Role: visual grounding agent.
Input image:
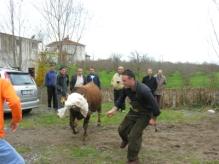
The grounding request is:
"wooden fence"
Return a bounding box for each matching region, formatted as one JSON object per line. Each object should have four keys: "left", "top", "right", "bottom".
{"left": 39, "top": 87, "right": 219, "bottom": 108}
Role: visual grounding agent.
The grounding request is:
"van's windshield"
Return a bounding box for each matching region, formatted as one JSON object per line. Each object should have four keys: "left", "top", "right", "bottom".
{"left": 8, "top": 72, "right": 34, "bottom": 85}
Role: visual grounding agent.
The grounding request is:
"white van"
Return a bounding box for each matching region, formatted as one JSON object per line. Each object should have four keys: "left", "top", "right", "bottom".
{"left": 0, "top": 67, "right": 39, "bottom": 113}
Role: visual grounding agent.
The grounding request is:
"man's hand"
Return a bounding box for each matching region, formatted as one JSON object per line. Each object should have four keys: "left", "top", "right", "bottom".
{"left": 10, "top": 122, "right": 19, "bottom": 132}
{"left": 149, "top": 117, "right": 156, "bottom": 125}
{"left": 106, "top": 106, "right": 118, "bottom": 117}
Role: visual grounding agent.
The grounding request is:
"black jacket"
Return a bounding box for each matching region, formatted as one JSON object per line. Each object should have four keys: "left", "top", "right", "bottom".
{"left": 70, "top": 75, "right": 87, "bottom": 91}
{"left": 115, "top": 81, "right": 160, "bottom": 117}
{"left": 56, "top": 74, "right": 68, "bottom": 96}
{"left": 142, "top": 76, "right": 157, "bottom": 94}
{"left": 86, "top": 73, "right": 101, "bottom": 88}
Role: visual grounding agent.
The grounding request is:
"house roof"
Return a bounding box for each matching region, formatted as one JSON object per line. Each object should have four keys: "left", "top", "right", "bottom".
{"left": 47, "top": 39, "right": 85, "bottom": 47}
{"left": 0, "top": 32, "right": 40, "bottom": 43}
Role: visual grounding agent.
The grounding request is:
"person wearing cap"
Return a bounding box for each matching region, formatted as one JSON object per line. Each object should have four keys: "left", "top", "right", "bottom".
{"left": 0, "top": 79, "right": 25, "bottom": 163}
{"left": 56, "top": 66, "right": 68, "bottom": 108}
{"left": 107, "top": 69, "right": 160, "bottom": 164}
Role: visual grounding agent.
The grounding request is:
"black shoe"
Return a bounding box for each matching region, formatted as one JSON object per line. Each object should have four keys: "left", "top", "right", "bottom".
{"left": 120, "top": 141, "right": 128, "bottom": 149}
{"left": 127, "top": 159, "right": 139, "bottom": 164}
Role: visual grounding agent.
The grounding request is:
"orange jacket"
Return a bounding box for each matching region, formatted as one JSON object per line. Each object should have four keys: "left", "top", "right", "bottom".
{"left": 0, "top": 79, "right": 22, "bottom": 138}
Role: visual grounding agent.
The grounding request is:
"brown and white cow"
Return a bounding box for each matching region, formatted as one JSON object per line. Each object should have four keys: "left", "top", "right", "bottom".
{"left": 58, "top": 82, "right": 101, "bottom": 140}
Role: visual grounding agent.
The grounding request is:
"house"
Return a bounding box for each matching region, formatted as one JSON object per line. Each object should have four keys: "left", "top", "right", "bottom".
{"left": 85, "top": 54, "right": 91, "bottom": 61}
{"left": 46, "top": 38, "right": 86, "bottom": 63}
{"left": 0, "top": 32, "right": 40, "bottom": 75}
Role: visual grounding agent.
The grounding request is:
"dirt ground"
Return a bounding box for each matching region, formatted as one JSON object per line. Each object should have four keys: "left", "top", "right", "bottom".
{"left": 5, "top": 107, "right": 219, "bottom": 164}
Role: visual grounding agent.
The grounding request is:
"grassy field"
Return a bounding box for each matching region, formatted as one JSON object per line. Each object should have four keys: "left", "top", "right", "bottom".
{"left": 96, "top": 71, "right": 219, "bottom": 89}
{"left": 15, "top": 103, "right": 211, "bottom": 129}
{"left": 5, "top": 103, "right": 219, "bottom": 163}
{"left": 52, "top": 64, "right": 219, "bottom": 89}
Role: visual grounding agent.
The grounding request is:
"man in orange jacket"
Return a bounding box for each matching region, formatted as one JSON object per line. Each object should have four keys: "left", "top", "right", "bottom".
{"left": 0, "top": 79, "right": 25, "bottom": 163}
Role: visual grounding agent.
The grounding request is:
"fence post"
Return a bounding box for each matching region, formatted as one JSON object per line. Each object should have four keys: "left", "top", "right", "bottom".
{"left": 215, "top": 91, "right": 219, "bottom": 105}
{"left": 172, "top": 90, "right": 176, "bottom": 108}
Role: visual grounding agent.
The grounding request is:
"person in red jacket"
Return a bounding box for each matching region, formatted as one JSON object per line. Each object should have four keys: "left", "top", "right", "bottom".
{"left": 0, "top": 79, "right": 25, "bottom": 164}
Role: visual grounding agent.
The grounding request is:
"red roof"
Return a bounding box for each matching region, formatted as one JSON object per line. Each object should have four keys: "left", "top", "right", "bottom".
{"left": 47, "top": 39, "right": 85, "bottom": 47}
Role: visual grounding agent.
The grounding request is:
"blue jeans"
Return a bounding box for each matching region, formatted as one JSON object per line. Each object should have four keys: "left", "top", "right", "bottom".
{"left": 0, "top": 139, "right": 25, "bottom": 164}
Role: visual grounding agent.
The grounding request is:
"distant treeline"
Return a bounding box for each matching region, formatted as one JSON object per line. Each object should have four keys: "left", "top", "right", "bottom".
{"left": 67, "top": 59, "right": 219, "bottom": 88}
{"left": 75, "top": 58, "right": 219, "bottom": 77}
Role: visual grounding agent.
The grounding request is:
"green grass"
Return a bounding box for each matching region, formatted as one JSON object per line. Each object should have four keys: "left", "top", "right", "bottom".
{"left": 90, "top": 103, "right": 208, "bottom": 126}
{"left": 8, "top": 103, "right": 209, "bottom": 130}
{"left": 93, "top": 70, "right": 219, "bottom": 89}
{"left": 166, "top": 71, "right": 183, "bottom": 88}
{"left": 16, "top": 145, "right": 32, "bottom": 154}
{"left": 157, "top": 109, "right": 206, "bottom": 123}
{"left": 98, "top": 70, "right": 114, "bottom": 88}
{"left": 190, "top": 72, "right": 209, "bottom": 88}
{"left": 5, "top": 111, "right": 69, "bottom": 129}
{"left": 90, "top": 102, "right": 129, "bottom": 126}
{"left": 71, "top": 146, "right": 98, "bottom": 158}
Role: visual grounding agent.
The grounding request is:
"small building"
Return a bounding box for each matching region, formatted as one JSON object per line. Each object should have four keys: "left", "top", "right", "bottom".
{"left": 85, "top": 54, "right": 91, "bottom": 61}
{"left": 46, "top": 38, "right": 86, "bottom": 63}
{"left": 0, "top": 32, "right": 40, "bottom": 75}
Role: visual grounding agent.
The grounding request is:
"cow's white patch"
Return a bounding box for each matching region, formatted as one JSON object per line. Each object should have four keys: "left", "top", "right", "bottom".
{"left": 57, "top": 93, "right": 89, "bottom": 118}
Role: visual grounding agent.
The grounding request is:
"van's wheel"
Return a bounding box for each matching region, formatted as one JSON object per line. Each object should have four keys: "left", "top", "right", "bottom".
{"left": 24, "top": 109, "right": 32, "bottom": 114}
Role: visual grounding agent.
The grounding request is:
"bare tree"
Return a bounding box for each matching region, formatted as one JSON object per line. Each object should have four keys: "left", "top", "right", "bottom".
{"left": 41, "top": 0, "right": 88, "bottom": 64}
{"left": 9, "top": 0, "right": 17, "bottom": 67}
{"left": 0, "top": 0, "right": 27, "bottom": 69}
{"left": 110, "top": 53, "right": 122, "bottom": 70}
{"left": 129, "top": 51, "right": 142, "bottom": 79}
{"left": 209, "top": 0, "right": 219, "bottom": 57}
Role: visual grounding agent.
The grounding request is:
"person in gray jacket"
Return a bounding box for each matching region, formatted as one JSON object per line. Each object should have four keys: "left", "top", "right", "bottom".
{"left": 154, "top": 69, "right": 166, "bottom": 108}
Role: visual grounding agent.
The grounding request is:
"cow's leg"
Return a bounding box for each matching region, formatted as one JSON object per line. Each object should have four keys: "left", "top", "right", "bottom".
{"left": 97, "top": 105, "right": 101, "bottom": 126}
{"left": 82, "top": 113, "right": 90, "bottom": 141}
{"left": 70, "top": 109, "right": 78, "bottom": 134}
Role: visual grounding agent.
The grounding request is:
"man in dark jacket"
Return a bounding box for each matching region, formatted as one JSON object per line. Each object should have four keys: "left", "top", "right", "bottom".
{"left": 45, "top": 64, "right": 58, "bottom": 110}
{"left": 86, "top": 67, "right": 101, "bottom": 88}
{"left": 142, "top": 68, "right": 157, "bottom": 95}
{"left": 107, "top": 69, "right": 160, "bottom": 164}
{"left": 70, "top": 68, "right": 86, "bottom": 92}
{"left": 56, "top": 66, "right": 68, "bottom": 108}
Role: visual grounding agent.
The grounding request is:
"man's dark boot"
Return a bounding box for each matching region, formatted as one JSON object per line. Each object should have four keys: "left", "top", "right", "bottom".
{"left": 127, "top": 159, "right": 139, "bottom": 164}
{"left": 120, "top": 141, "right": 128, "bottom": 149}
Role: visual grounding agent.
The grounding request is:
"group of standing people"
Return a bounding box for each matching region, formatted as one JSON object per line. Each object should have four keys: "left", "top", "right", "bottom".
{"left": 45, "top": 64, "right": 101, "bottom": 110}
{"left": 142, "top": 68, "right": 167, "bottom": 107}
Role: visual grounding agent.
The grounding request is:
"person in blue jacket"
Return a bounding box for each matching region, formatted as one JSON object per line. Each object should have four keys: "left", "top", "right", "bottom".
{"left": 45, "top": 64, "right": 58, "bottom": 110}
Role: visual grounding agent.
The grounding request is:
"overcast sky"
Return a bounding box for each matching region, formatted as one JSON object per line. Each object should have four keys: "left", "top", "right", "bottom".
{"left": 0, "top": 0, "right": 219, "bottom": 63}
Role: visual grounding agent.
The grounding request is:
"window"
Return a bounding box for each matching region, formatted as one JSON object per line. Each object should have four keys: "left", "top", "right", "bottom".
{"left": 8, "top": 73, "right": 34, "bottom": 85}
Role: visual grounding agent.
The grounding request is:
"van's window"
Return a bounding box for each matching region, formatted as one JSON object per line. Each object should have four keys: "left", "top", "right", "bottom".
{"left": 8, "top": 73, "right": 34, "bottom": 85}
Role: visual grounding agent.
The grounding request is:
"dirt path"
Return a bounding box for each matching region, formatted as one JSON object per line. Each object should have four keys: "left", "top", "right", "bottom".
{"left": 5, "top": 109, "right": 219, "bottom": 164}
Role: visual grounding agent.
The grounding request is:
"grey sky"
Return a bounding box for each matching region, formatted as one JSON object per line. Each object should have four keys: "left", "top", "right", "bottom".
{"left": 0, "top": 0, "right": 219, "bottom": 63}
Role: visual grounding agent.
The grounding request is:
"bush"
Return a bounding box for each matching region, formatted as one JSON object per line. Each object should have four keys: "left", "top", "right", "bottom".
{"left": 35, "top": 62, "right": 48, "bottom": 87}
